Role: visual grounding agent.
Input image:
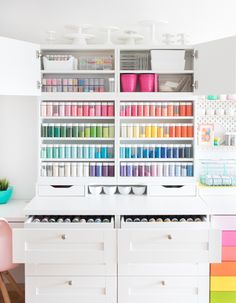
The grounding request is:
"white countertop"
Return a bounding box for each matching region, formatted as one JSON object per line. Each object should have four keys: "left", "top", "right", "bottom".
{"left": 0, "top": 200, "right": 28, "bottom": 221}
{"left": 25, "top": 195, "right": 209, "bottom": 216}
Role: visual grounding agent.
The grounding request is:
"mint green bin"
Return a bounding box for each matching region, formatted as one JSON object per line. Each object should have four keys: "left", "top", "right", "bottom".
{"left": 0, "top": 187, "right": 13, "bottom": 204}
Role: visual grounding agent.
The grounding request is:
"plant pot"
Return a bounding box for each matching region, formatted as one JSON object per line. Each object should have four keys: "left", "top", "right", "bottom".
{"left": 0, "top": 187, "right": 13, "bottom": 204}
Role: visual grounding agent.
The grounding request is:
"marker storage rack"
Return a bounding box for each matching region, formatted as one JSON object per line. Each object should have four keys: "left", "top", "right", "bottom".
{"left": 39, "top": 45, "right": 196, "bottom": 186}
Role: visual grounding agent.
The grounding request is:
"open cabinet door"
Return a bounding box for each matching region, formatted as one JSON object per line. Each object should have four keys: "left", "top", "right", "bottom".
{"left": 194, "top": 36, "right": 236, "bottom": 95}
{"left": 0, "top": 36, "right": 41, "bottom": 96}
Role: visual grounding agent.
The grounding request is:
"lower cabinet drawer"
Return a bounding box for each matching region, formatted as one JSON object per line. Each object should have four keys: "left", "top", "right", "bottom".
{"left": 118, "top": 276, "right": 209, "bottom": 303}
{"left": 13, "top": 228, "right": 116, "bottom": 265}
{"left": 210, "top": 291, "right": 236, "bottom": 303}
{"left": 118, "top": 229, "right": 221, "bottom": 264}
{"left": 211, "top": 277, "right": 236, "bottom": 291}
{"left": 211, "top": 262, "right": 236, "bottom": 276}
{"left": 26, "top": 276, "right": 116, "bottom": 303}
{"left": 222, "top": 231, "right": 236, "bottom": 246}
{"left": 222, "top": 247, "right": 236, "bottom": 261}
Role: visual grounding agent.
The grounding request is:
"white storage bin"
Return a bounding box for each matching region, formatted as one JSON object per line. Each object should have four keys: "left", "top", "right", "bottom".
{"left": 151, "top": 50, "right": 186, "bottom": 71}
{"left": 38, "top": 185, "right": 85, "bottom": 197}
{"left": 43, "top": 56, "right": 77, "bottom": 71}
{"left": 149, "top": 184, "right": 196, "bottom": 196}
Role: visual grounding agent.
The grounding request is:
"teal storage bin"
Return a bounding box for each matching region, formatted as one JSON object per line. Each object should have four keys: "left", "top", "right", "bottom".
{"left": 0, "top": 187, "right": 13, "bottom": 204}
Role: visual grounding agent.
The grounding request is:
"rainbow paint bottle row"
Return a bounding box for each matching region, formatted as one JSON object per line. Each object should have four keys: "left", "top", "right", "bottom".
{"left": 120, "top": 144, "right": 192, "bottom": 159}
{"left": 41, "top": 101, "right": 114, "bottom": 117}
{"left": 120, "top": 123, "right": 194, "bottom": 138}
{"left": 41, "top": 144, "right": 114, "bottom": 159}
{"left": 41, "top": 123, "right": 115, "bottom": 138}
{"left": 120, "top": 102, "right": 193, "bottom": 117}
{"left": 41, "top": 162, "right": 115, "bottom": 177}
{"left": 120, "top": 162, "right": 193, "bottom": 177}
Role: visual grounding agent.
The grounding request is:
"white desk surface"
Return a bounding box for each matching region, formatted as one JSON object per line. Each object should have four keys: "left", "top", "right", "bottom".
{"left": 200, "top": 195, "right": 236, "bottom": 215}
{"left": 0, "top": 200, "right": 28, "bottom": 222}
{"left": 25, "top": 195, "right": 209, "bottom": 216}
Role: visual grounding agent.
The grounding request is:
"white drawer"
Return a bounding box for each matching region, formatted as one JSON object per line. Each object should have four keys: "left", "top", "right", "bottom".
{"left": 118, "top": 263, "right": 209, "bottom": 277}
{"left": 38, "top": 185, "right": 85, "bottom": 197}
{"left": 211, "top": 215, "right": 236, "bottom": 230}
{"left": 13, "top": 228, "right": 116, "bottom": 265}
{"left": 26, "top": 276, "right": 116, "bottom": 303}
{"left": 26, "top": 263, "right": 116, "bottom": 276}
{"left": 119, "top": 276, "right": 209, "bottom": 303}
{"left": 118, "top": 228, "right": 221, "bottom": 264}
{"left": 149, "top": 184, "right": 196, "bottom": 196}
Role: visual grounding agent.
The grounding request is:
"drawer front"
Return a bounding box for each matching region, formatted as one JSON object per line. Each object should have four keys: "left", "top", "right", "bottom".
{"left": 222, "top": 231, "right": 236, "bottom": 246}
{"left": 13, "top": 228, "right": 116, "bottom": 265}
{"left": 211, "top": 291, "right": 236, "bottom": 303}
{"left": 222, "top": 247, "right": 236, "bottom": 261}
{"left": 38, "top": 185, "right": 85, "bottom": 196}
{"left": 211, "top": 262, "right": 236, "bottom": 276}
{"left": 119, "top": 276, "right": 209, "bottom": 303}
{"left": 26, "top": 276, "right": 116, "bottom": 303}
{"left": 118, "top": 229, "right": 221, "bottom": 264}
{"left": 211, "top": 277, "right": 236, "bottom": 291}
{"left": 211, "top": 216, "right": 236, "bottom": 230}
{"left": 119, "top": 263, "right": 209, "bottom": 277}
{"left": 149, "top": 184, "right": 196, "bottom": 196}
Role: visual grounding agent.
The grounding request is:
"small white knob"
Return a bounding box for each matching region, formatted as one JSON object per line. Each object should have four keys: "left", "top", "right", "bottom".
{"left": 161, "top": 280, "right": 166, "bottom": 286}
{"left": 61, "top": 234, "right": 66, "bottom": 240}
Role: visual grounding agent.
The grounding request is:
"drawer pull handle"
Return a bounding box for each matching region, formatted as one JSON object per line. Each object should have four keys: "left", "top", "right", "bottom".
{"left": 67, "top": 281, "right": 73, "bottom": 286}
{"left": 167, "top": 234, "right": 172, "bottom": 240}
{"left": 161, "top": 281, "right": 166, "bottom": 286}
{"left": 61, "top": 234, "right": 67, "bottom": 240}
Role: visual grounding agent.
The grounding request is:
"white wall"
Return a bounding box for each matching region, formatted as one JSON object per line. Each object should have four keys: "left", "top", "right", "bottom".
{"left": 0, "top": 97, "right": 38, "bottom": 199}
{"left": 0, "top": 0, "right": 236, "bottom": 199}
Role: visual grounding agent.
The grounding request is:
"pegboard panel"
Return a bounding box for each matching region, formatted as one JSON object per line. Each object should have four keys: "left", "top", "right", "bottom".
{"left": 196, "top": 98, "right": 236, "bottom": 133}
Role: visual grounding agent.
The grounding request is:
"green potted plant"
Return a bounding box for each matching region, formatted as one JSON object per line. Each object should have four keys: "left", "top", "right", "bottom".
{"left": 0, "top": 179, "right": 13, "bottom": 204}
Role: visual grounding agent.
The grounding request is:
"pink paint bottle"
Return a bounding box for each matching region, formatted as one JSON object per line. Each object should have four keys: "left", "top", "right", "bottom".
{"left": 95, "top": 102, "right": 101, "bottom": 116}
{"left": 120, "top": 103, "right": 126, "bottom": 116}
{"left": 65, "top": 102, "right": 71, "bottom": 116}
{"left": 47, "top": 102, "right": 53, "bottom": 116}
{"left": 107, "top": 102, "right": 114, "bottom": 116}
{"left": 125, "top": 103, "right": 132, "bottom": 116}
{"left": 150, "top": 162, "right": 157, "bottom": 176}
{"left": 137, "top": 102, "right": 143, "bottom": 116}
{"left": 71, "top": 102, "right": 77, "bottom": 116}
{"left": 83, "top": 102, "right": 89, "bottom": 116}
{"left": 89, "top": 102, "right": 95, "bottom": 116}
{"left": 131, "top": 102, "right": 138, "bottom": 116}
{"left": 101, "top": 102, "right": 108, "bottom": 116}
{"left": 155, "top": 102, "right": 162, "bottom": 116}
{"left": 149, "top": 103, "right": 155, "bottom": 116}
{"left": 143, "top": 102, "right": 150, "bottom": 116}
{"left": 77, "top": 102, "right": 83, "bottom": 116}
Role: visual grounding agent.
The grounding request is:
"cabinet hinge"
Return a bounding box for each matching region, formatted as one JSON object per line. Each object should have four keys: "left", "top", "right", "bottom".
{"left": 192, "top": 50, "right": 198, "bottom": 59}
{"left": 37, "top": 81, "right": 42, "bottom": 90}
{"left": 36, "top": 50, "right": 42, "bottom": 59}
{"left": 192, "top": 80, "right": 198, "bottom": 90}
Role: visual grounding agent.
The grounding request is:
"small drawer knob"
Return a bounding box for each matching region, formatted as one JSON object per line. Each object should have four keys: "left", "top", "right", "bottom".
{"left": 167, "top": 234, "right": 172, "bottom": 240}
{"left": 68, "top": 280, "right": 73, "bottom": 286}
{"left": 61, "top": 234, "right": 66, "bottom": 240}
{"left": 161, "top": 280, "right": 166, "bottom": 286}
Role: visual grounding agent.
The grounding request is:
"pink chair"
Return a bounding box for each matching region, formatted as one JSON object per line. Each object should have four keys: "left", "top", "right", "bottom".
{"left": 0, "top": 218, "right": 24, "bottom": 303}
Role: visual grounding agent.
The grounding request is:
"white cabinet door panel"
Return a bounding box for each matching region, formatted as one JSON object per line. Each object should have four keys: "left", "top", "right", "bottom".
{"left": 195, "top": 36, "right": 236, "bottom": 95}
{"left": 119, "top": 276, "right": 209, "bottom": 303}
{"left": 118, "top": 228, "right": 221, "bottom": 264}
{"left": 0, "top": 36, "right": 41, "bottom": 96}
{"left": 26, "top": 276, "right": 116, "bottom": 303}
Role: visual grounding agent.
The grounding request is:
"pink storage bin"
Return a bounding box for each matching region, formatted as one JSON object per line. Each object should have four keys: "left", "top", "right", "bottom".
{"left": 222, "top": 231, "right": 236, "bottom": 246}
{"left": 139, "top": 74, "right": 155, "bottom": 92}
{"left": 121, "top": 74, "right": 138, "bottom": 92}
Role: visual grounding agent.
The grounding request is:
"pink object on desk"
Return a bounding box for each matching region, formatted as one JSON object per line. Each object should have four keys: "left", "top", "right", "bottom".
{"left": 222, "top": 231, "right": 236, "bottom": 246}
{"left": 139, "top": 74, "right": 155, "bottom": 92}
{"left": 121, "top": 74, "right": 138, "bottom": 92}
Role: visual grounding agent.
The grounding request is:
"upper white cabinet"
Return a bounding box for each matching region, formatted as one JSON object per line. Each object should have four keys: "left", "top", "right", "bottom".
{"left": 194, "top": 36, "right": 236, "bottom": 95}
{"left": 0, "top": 36, "right": 41, "bottom": 96}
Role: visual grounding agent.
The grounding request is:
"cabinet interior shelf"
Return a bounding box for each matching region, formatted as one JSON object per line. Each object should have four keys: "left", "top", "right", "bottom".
{"left": 119, "top": 158, "right": 194, "bottom": 162}
{"left": 41, "top": 138, "right": 115, "bottom": 141}
{"left": 120, "top": 138, "right": 194, "bottom": 141}
{"left": 41, "top": 116, "right": 115, "bottom": 120}
{"left": 42, "top": 70, "right": 115, "bottom": 74}
{"left": 41, "top": 158, "right": 115, "bottom": 162}
{"left": 120, "top": 116, "right": 194, "bottom": 120}
{"left": 119, "top": 70, "right": 194, "bottom": 74}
